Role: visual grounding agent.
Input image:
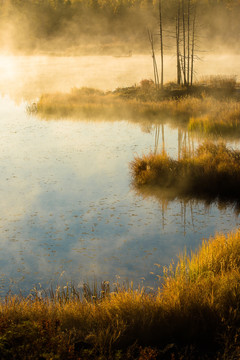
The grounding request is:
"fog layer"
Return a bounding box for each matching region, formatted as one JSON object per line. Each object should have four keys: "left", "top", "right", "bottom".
{"left": 0, "top": 0, "right": 240, "bottom": 55}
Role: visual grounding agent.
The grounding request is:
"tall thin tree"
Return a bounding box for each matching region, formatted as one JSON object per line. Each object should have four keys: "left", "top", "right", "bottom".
{"left": 187, "top": 0, "right": 190, "bottom": 85}
{"left": 191, "top": 3, "right": 196, "bottom": 86}
{"left": 148, "top": 29, "right": 160, "bottom": 88}
{"left": 182, "top": 0, "right": 186, "bottom": 85}
{"left": 159, "top": 0, "right": 164, "bottom": 89}
{"left": 176, "top": 0, "right": 181, "bottom": 85}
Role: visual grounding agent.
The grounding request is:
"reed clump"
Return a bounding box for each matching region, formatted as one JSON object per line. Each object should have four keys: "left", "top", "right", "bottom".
{"left": 130, "top": 142, "right": 240, "bottom": 199}
{"left": 1, "top": 229, "right": 240, "bottom": 358}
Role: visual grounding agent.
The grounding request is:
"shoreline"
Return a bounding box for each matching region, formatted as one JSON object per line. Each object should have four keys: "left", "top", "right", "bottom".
{"left": 0, "top": 228, "right": 240, "bottom": 359}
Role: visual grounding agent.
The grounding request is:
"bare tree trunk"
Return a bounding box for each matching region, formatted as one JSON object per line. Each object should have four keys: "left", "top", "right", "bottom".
{"left": 159, "top": 0, "right": 164, "bottom": 89}
{"left": 176, "top": 1, "right": 181, "bottom": 85}
{"left": 187, "top": 0, "right": 190, "bottom": 86}
{"left": 148, "top": 29, "right": 160, "bottom": 88}
{"left": 182, "top": 0, "right": 186, "bottom": 85}
{"left": 191, "top": 5, "right": 196, "bottom": 86}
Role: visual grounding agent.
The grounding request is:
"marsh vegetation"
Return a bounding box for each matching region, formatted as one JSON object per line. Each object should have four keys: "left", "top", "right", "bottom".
{"left": 1, "top": 0, "right": 240, "bottom": 358}
{"left": 34, "top": 76, "right": 240, "bottom": 136}
{"left": 130, "top": 142, "right": 240, "bottom": 200}
{"left": 1, "top": 229, "right": 240, "bottom": 359}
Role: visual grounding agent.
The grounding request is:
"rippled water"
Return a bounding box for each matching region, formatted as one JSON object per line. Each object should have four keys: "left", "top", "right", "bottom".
{"left": 0, "top": 55, "right": 240, "bottom": 295}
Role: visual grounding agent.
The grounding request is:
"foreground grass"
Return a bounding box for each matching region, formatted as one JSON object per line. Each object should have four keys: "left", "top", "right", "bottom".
{"left": 130, "top": 142, "right": 240, "bottom": 200}
{"left": 1, "top": 229, "right": 240, "bottom": 359}
{"left": 31, "top": 79, "right": 240, "bottom": 136}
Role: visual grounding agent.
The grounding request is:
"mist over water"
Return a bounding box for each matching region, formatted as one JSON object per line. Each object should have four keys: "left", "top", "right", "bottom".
{"left": 0, "top": 53, "right": 240, "bottom": 295}
{"left": 0, "top": 54, "right": 239, "bottom": 103}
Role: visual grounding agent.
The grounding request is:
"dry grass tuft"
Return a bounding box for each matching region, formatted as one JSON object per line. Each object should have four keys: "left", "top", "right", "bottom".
{"left": 130, "top": 142, "right": 240, "bottom": 199}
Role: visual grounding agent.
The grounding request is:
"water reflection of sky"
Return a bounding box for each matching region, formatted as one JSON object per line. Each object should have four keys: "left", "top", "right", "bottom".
{"left": 0, "top": 94, "right": 240, "bottom": 295}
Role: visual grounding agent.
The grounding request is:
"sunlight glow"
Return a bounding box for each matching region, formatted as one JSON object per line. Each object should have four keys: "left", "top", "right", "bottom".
{"left": 0, "top": 56, "right": 17, "bottom": 80}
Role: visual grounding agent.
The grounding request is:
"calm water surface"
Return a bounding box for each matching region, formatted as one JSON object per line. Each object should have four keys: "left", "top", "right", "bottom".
{"left": 0, "top": 55, "right": 240, "bottom": 295}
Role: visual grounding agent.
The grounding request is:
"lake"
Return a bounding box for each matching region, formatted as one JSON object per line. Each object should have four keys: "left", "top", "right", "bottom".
{"left": 0, "top": 54, "right": 240, "bottom": 295}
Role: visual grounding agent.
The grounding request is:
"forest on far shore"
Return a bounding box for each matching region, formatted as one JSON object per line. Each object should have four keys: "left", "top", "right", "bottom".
{"left": 0, "top": 0, "right": 240, "bottom": 54}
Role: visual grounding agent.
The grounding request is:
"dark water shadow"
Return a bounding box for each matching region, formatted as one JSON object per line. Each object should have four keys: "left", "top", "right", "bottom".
{"left": 132, "top": 184, "right": 240, "bottom": 215}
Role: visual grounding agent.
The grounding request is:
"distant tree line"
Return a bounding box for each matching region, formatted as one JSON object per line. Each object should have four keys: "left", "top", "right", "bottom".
{"left": 0, "top": 0, "right": 239, "bottom": 54}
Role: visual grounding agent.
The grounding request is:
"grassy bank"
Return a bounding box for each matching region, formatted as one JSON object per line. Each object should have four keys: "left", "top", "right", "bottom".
{"left": 130, "top": 142, "right": 240, "bottom": 200}
{"left": 31, "top": 79, "right": 240, "bottom": 136}
{"left": 32, "top": 86, "right": 166, "bottom": 121}
{"left": 32, "top": 82, "right": 199, "bottom": 122}
{"left": 188, "top": 98, "right": 240, "bottom": 135}
{"left": 1, "top": 229, "right": 240, "bottom": 359}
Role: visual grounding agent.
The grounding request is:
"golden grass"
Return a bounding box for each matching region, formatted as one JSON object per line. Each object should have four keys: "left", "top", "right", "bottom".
{"left": 130, "top": 142, "right": 240, "bottom": 199}
{"left": 197, "top": 75, "right": 237, "bottom": 90}
{"left": 34, "top": 87, "right": 166, "bottom": 121}
{"left": 188, "top": 99, "right": 240, "bottom": 135}
{"left": 32, "top": 85, "right": 210, "bottom": 122}
{"left": 31, "top": 82, "right": 240, "bottom": 136}
{"left": 1, "top": 229, "right": 240, "bottom": 358}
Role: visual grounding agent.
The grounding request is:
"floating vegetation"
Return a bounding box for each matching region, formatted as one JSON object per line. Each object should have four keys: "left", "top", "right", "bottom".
{"left": 0, "top": 229, "right": 240, "bottom": 358}
{"left": 130, "top": 142, "right": 240, "bottom": 199}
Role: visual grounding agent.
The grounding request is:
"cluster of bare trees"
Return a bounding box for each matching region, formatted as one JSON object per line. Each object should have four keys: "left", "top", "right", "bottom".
{"left": 176, "top": 0, "right": 197, "bottom": 86}
{"left": 149, "top": 0, "right": 197, "bottom": 89}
